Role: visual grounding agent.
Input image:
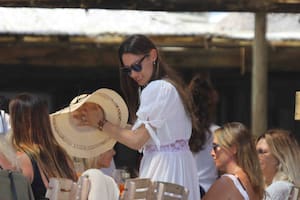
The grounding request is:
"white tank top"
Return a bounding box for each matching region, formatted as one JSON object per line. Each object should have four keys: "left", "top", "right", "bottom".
{"left": 222, "top": 174, "right": 249, "bottom": 200}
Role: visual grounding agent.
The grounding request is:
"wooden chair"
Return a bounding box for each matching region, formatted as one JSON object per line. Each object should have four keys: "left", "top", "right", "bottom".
{"left": 288, "top": 185, "right": 300, "bottom": 200}
{"left": 121, "top": 178, "right": 153, "bottom": 200}
{"left": 152, "top": 181, "right": 189, "bottom": 200}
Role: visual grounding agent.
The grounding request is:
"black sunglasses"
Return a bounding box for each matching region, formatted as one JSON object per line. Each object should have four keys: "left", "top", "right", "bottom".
{"left": 121, "top": 54, "right": 149, "bottom": 76}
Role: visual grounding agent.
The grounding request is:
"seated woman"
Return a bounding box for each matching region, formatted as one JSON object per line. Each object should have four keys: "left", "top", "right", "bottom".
{"left": 9, "top": 93, "right": 77, "bottom": 199}
{"left": 203, "top": 122, "right": 265, "bottom": 200}
{"left": 256, "top": 129, "right": 300, "bottom": 200}
{"left": 73, "top": 148, "right": 116, "bottom": 176}
{"left": 74, "top": 149, "right": 119, "bottom": 200}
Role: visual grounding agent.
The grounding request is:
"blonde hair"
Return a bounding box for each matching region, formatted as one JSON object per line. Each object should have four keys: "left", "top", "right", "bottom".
{"left": 215, "top": 122, "right": 265, "bottom": 199}
{"left": 73, "top": 153, "right": 107, "bottom": 172}
{"left": 257, "top": 129, "right": 300, "bottom": 186}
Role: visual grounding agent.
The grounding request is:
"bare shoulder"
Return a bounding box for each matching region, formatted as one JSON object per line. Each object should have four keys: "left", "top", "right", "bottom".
{"left": 203, "top": 176, "right": 244, "bottom": 200}
{"left": 16, "top": 151, "right": 33, "bottom": 182}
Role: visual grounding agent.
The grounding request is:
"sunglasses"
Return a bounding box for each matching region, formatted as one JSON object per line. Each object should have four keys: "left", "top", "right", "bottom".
{"left": 121, "top": 54, "right": 149, "bottom": 76}
{"left": 212, "top": 143, "right": 220, "bottom": 152}
{"left": 256, "top": 148, "right": 269, "bottom": 155}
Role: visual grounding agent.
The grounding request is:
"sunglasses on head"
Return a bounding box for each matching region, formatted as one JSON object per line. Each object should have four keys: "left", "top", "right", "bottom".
{"left": 121, "top": 54, "right": 149, "bottom": 76}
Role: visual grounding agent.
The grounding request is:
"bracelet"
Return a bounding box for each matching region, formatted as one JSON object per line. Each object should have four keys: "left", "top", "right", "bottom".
{"left": 97, "top": 119, "right": 107, "bottom": 131}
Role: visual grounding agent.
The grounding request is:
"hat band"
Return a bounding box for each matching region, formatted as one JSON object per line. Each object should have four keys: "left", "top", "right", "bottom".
{"left": 93, "top": 92, "right": 123, "bottom": 123}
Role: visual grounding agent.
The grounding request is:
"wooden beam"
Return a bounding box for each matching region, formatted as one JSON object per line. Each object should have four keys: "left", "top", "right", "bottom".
{"left": 0, "top": 43, "right": 299, "bottom": 70}
{"left": 0, "top": 0, "right": 299, "bottom": 12}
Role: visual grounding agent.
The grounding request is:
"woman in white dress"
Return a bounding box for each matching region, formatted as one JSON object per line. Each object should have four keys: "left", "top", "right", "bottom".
{"left": 73, "top": 34, "right": 201, "bottom": 200}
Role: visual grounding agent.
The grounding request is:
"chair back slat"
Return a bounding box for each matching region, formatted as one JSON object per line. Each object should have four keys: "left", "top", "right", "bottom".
{"left": 122, "top": 178, "right": 153, "bottom": 200}
{"left": 288, "top": 185, "right": 300, "bottom": 200}
{"left": 153, "top": 181, "right": 189, "bottom": 200}
{"left": 121, "top": 179, "right": 189, "bottom": 200}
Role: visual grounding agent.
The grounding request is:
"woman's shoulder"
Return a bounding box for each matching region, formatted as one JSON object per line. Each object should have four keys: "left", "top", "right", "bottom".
{"left": 147, "top": 79, "right": 175, "bottom": 89}
{"left": 208, "top": 175, "right": 240, "bottom": 192}
{"left": 203, "top": 175, "right": 243, "bottom": 199}
{"left": 16, "top": 151, "right": 34, "bottom": 182}
{"left": 142, "top": 80, "right": 177, "bottom": 98}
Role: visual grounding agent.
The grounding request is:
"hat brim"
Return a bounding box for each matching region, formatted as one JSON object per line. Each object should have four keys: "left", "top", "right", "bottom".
{"left": 50, "top": 88, "right": 128, "bottom": 158}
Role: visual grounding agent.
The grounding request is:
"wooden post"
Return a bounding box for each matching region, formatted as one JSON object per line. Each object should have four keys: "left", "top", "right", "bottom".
{"left": 251, "top": 12, "right": 268, "bottom": 137}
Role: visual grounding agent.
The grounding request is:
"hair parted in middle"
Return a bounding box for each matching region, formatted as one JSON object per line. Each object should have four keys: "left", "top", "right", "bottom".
{"left": 118, "top": 34, "right": 206, "bottom": 149}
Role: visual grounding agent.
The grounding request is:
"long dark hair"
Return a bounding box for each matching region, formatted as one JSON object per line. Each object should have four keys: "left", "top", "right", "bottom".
{"left": 118, "top": 35, "right": 196, "bottom": 130}
{"left": 188, "top": 73, "right": 218, "bottom": 152}
{"left": 9, "top": 93, "right": 77, "bottom": 181}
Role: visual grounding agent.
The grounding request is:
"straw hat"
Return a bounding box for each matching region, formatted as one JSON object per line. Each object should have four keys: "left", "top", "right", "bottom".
{"left": 50, "top": 88, "right": 128, "bottom": 158}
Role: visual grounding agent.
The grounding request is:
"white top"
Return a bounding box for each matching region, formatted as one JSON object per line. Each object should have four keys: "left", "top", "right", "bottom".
{"left": 82, "top": 169, "right": 119, "bottom": 200}
{"left": 265, "top": 180, "right": 294, "bottom": 200}
{"left": 132, "top": 80, "right": 200, "bottom": 200}
{"left": 193, "top": 124, "right": 219, "bottom": 192}
{"left": 222, "top": 174, "right": 249, "bottom": 200}
{"left": 0, "top": 110, "right": 10, "bottom": 135}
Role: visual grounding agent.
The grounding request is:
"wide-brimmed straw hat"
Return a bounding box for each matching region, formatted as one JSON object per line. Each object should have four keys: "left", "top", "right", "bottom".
{"left": 50, "top": 88, "right": 128, "bottom": 158}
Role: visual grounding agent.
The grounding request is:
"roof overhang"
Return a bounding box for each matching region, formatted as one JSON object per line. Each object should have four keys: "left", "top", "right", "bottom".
{"left": 0, "top": 0, "right": 300, "bottom": 12}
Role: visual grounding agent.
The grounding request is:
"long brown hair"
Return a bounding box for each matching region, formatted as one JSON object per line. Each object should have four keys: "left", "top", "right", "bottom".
{"left": 118, "top": 34, "right": 205, "bottom": 148}
{"left": 9, "top": 93, "right": 77, "bottom": 181}
{"left": 188, "top": 73, "right": 218, "bottom": 152}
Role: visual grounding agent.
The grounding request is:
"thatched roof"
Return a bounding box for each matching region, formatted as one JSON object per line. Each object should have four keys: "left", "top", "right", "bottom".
{"left": 215, "top": 13, "right": 300, "bottom": 40}
{"left": 0, "top": 8, "right": 299, "bottom": 41}
{"left": 0, "top": 8, "right": 299, "bottom": 72}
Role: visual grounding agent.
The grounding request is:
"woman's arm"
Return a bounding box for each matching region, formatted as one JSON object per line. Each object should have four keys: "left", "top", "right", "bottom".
{"left": 17, "top": 152, "right": 34, "bottom": 182}
{"left": 103, "top": 122, "right": 150, "bottom": 150}
{"left": 0, "top": 152, "right": 15, "bottom": 170}
{"left": 72, "top": 102, "right": 151, "bottom": 150}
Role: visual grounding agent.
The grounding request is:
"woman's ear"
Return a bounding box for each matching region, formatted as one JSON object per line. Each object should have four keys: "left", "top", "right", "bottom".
{"left": 230, "top": 144, "right": 237, "bottom": 155}
{"left": 150, "top": 49, "right": 158, "bottom": 62}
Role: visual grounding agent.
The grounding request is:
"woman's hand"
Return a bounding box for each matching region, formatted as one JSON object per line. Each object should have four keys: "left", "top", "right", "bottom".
{"left": 71, "top": 102, "right": 105, "bottom": 128}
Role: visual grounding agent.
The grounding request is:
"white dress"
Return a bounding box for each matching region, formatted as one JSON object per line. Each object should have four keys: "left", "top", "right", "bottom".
{"left": 193, "top": 124, "right": 219, "bottom": 192}
{"left": 132, "top": 80, "right": 200, "bottom": 200}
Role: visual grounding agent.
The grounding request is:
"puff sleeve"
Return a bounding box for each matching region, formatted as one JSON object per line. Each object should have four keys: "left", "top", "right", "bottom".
{"left": 132, "top": 80, "right": 186, "bottom": 148}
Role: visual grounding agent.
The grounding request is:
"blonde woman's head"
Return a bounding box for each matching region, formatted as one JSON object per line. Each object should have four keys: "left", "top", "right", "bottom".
{"left": 256, "top": 129, "right": 300, "bottom": 186}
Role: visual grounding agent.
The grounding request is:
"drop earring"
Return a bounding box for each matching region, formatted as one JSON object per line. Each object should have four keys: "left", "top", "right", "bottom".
{"left": 153, "top": 61, "right": 156, "bottom": 66}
